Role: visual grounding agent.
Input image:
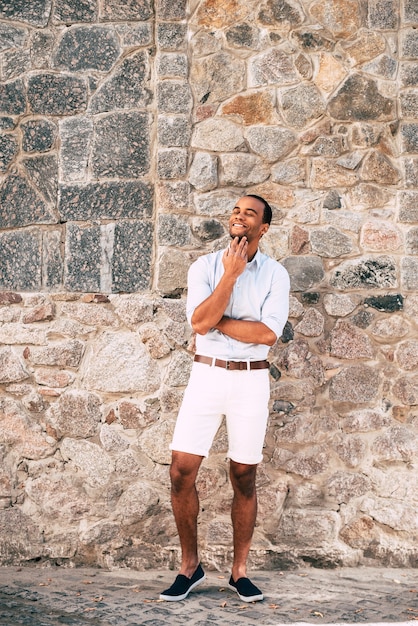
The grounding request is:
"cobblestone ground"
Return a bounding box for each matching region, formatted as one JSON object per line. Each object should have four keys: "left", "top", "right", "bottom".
{"left": 0, "top": 566, "right": 418, "bottom": 626}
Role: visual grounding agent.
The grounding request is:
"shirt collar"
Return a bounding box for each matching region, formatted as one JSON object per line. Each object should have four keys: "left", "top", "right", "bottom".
{"left": 248, "top": 249, "right": 261, "bottom": 268}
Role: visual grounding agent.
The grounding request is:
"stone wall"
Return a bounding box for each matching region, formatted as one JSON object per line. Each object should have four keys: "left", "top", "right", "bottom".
{"left": 0, "top": 0, "right": 418, "bottom": 569}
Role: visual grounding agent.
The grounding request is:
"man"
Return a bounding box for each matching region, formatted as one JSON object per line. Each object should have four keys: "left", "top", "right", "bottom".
{"left": 160, "top": 194, "right": 290, "bottom": 603}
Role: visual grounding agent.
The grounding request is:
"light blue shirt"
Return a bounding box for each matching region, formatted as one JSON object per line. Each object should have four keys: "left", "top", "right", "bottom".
{"left": 186, "top": 247, "right": 290, "bottom": 361}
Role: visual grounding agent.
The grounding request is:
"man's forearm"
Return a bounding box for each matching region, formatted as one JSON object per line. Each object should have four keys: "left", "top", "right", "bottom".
{"left": 214, "top": 316, "right": 277, "bottom": 346}
{"left": 191, "top": 275, "right": 236, "bottom": 335}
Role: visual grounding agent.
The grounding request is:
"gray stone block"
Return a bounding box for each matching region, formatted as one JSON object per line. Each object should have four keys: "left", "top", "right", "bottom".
{"left": 112, "top": 220, "right": 153, "bottom": 292}
{"left": 23, "top": 154, "right": 58, "bottom": 204}
{"left": 404, "top": 158, "right": 418, "bottom": 188}
{"left": 157, "top": 181, "right": 190, "bottom": 210}
{"left": 362, "top": 55, "right": 397, "bottom": 81}
{"left": 115, "top": 23, "right": 153, "bottom": 47}
{"left": 367, "top": 0, "right": 398, "bottom": 29}
{"left": 59, "top": 181, "right": 153, "bottom": 221}
{"left": 157, "top": 53, "right": 188, "bottom": 78}
{"left": 157, "top": 22, "right": 187, "bottom": 50}
{"left": 157, "top": 81, "right": 192, "bottom": 113}
{"left": 0, "top": 0, "right": 52, "bottom": 27}
{"left": 329, "top": 366, "right": 380, "bottom": 403}
{"left": 404, "top": 0, "right": 418, "bottom": 22}
{"left": 0, "top": 79, "right": 26, "bottom": 115}
{"left": 28, "top": 73, "right": 87, "bottom": 115}
{"left": 402, "top": 29, "right": 418, "bottom": 59}
{"left": 311, "top": 227, "right": 353, "bottom": 258}
{"left": 21, "top": 119, "right": 57, "bottom": 153}
{"left": 282, "top": 83, "right": 326, "bottom": 128}
{"left": 331, "top": 256, "right": 397, "bottom": 289}
{"left": 2, "top": 48, "right": 31, "bottom": 81}
{"left": 0, "top": 117, "right": 15, "bottom": 130}
{"left": 157, "top": 148, "right": 187, "bottom": 179}
{"left": 328, "top": 75, "right": 394, "bottom": 121}
{"left": 100, "top": 0, "right": 153, "bottom": 21}
{"left": 59, "top": 116, "right": 93, "bottom": 182}
{"left": 0, "top": 134, "right": 17, "bottom": 173}
{"left": 90, "top": 50, "right": 150, "bottom": 113}
{"left": 53, "top": 26, "right": 120, "bottom": 72}
{"left": 0, "top": 173, "right": 57, "bottom": 228}
{"left": 191, "top": 218, "right": 224, "bottom": 242}
{"left": 29, "top": 30, "right": 55, "bottom": 69}
{"left": 400, "top": 62, "right": 418, "bottom": 87}
{"left": 281, "top": 256, "right": 325, "bottom": 292}
{"left": 158, "top": 116, "right": 191, "bottom": 147}
{"left": 0, "top": 23, "right": 27, "bottom": 51}
{"left": 401, "top": 257, "right": 418, "bottom": 290}
{"left": 53, "top": 0, "right": 98, "bottom": 23}
{"left": 43, "top": 229, "right": 64, "bottom": 289}
{"left": 0, "top": 229, "right": 42, "bottom": 290}
{"left": 92, "top": 112, "right": 150, "bottom": 178}
{"left": 157, "top": 0, "right": 186, "bottom": 20}
{"left": 401, "top": 92, "right": 418, "bottom": 118}
{"left": 158, "top": 214, "right": 191, "bottom": 246}
{"left": 64, "top": 223, "right": 102, "bottom": 292}
{"left": 401, "top": 123, "right": 418, "bottom": 153}
{"left": 226, "top": 23, "right": 260, "bottom": 49}
{"left": 399, "top": 190, "right": 418, "bottom": 222}
{"left": 189, "top": 152, "right": 218, "bottom": 192}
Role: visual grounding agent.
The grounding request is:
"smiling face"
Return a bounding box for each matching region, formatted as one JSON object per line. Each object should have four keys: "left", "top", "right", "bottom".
{"left": 228, "top": 196, "right": 269, "bottom": 246}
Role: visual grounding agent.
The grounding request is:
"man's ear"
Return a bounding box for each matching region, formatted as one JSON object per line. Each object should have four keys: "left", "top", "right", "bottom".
{"left": 260, "top": 223, "right": 269, "bottom": 236}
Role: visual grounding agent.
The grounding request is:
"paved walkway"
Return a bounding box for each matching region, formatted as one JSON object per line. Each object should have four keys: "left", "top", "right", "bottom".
{"left": 0, "top": 565, "right": 418, "bottom": 626}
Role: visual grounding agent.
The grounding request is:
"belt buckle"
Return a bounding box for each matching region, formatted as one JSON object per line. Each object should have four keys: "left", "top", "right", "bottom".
{"left": 225, "top": 360, "right": 230, "bottom": 370}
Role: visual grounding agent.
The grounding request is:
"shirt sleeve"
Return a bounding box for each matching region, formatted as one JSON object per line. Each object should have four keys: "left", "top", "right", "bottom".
{"left": 185, "top": 256, "right": 213, "bottom": 326}
{"left": 260, "top": 263, "right": 290, "bottom": 341}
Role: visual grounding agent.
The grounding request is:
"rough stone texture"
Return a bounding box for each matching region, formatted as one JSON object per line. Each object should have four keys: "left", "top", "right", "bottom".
{"left": 92, "top": 112, "right": 150, "bottom": 178}
{"left": 0, "top": 0, "right": 417, "bottom": 572}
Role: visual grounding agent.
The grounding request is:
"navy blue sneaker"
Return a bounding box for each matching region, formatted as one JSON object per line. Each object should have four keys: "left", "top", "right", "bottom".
{"left": 160, "top": 564, "right": 206, "bottom": 601}
{"left": 228, "top": 575, "right": 263, "bottom": 602}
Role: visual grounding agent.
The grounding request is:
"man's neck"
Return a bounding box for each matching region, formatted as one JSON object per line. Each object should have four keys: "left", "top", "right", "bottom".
{"left": 247, "top": 248, "right": 258, "bottom": 262}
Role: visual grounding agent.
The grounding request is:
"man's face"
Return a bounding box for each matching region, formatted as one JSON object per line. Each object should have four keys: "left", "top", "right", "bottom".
{"left": 228, "top": 196, "right": 269, "bottom": 244}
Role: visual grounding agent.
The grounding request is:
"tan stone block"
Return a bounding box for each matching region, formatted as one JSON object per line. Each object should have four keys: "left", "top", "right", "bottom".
{"left": 360, "top": 220, "right": 402, "bottom": 251}
{"left": 139, "top": 322, "right": 171, "bottom": 359}
{"left": 395, "top": 340, "right": 418, "bottom": 371}
{"left": 348, "top": 183, "right": 394, "bottom": 210}
{"left": 340, "top": 516, "right": 378, "bottom": 549}
{"left": 392, "top": 406, "right": 410, "bottom": 422}
{"left": 22, "top": 303, "right": 55, "bottom": 324}
{"left": 34, "top": 368, "right": 74, "bottom": 388}
{"left": 344, "top": 30, "right": 386, "bottom": 65}
{"left": 61, "top": 302, "right": 118, "bottom": 327}
{"left": 310, "top": 0, "right": 361, "bottom": 39}
{"left": 247, "top": 181, "right": 295, "bottom": 209}
{"left": 315, "top": 52, "right": 347, "bottom": 93}
{"left": 311, "top": 158, "right": 358, "bottom": 188}
{"left": 361, "top": 150, "right": 401, "bottom": 184}
{"left": 195, "top": 0, "right": 259, "bottom": 28}
{"left": 221, "top": 90, "right": 276, "bottom": 125}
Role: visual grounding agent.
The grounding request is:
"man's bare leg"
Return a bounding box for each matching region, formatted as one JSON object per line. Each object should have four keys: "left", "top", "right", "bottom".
{"left": 170, "top": 450, "right": 204, "bottom": 577}
{"left": 229, "top": 460, "right": 258, "bottom": 582}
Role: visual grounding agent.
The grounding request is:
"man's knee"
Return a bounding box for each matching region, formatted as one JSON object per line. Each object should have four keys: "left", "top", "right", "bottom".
{"left": 170, "top": 452, "right": 202, "bottom": 492}
{"left": 230, "top": 461, "right": 257, "bottom": 497}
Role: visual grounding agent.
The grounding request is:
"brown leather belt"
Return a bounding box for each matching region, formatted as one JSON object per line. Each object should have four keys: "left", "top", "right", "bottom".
{"left": 194, "top": 354, "right": 270, "bottom": 371}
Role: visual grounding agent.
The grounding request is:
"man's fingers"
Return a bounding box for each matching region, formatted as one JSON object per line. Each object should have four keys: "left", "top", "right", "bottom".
{"left": 230, "top": 236, "right": 247, "bottom": 255}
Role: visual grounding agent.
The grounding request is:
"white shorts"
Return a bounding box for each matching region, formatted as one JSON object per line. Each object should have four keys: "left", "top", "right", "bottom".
{"left": 170, "top": 361, "right": 270, "bottom": 465}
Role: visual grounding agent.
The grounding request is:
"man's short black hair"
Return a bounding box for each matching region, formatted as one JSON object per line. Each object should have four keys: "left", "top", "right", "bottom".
{"left": 245, "top": 194, "right": 273, "bottom": 225}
